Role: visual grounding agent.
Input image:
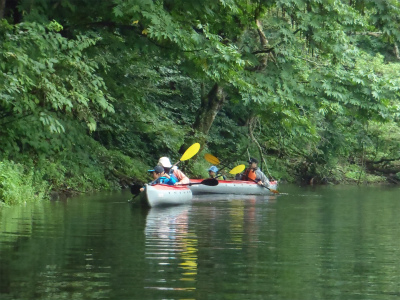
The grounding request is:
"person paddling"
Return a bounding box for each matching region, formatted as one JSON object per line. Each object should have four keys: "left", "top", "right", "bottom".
{"left": 139, "top": 165, "right": 178, "bottom": 192}
{"left": 238, "top": 158, "right": 270, "bottom": 186}
{"left": 158, "top": 157, "right": 190, "bottom": 185}
{"left": 208, "top": 165, "right": 226, "bottom": 180}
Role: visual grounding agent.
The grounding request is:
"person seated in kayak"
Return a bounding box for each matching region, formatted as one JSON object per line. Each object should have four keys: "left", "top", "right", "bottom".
{"left": 238, "top": 158, "right": 270, "bottom": 186}
{"left": 158, "top": 156, "right": 190, "bottom": 185}
{"left": 139, "top": 165, "right": 178, "bottom": 192}
{"left": 208, "top": 166, "right": 226, "bottom": 180}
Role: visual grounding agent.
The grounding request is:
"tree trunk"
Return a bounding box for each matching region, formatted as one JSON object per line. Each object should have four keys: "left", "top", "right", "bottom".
{"left": 180, "top": 83, "right": 225, "bottom": 153}
{"left": 193, "top": 83, "right": 225, "bottom": 134}
{"left": 180, "top": 19, "right": 275, "bottom": 154}
{"left": 0, "top": 0, "right": 6, "bottom": 19}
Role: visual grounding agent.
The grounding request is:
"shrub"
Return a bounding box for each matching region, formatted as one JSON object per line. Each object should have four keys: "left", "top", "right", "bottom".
{"left": 0, "top": 160, "right": 49, "bottom": 205}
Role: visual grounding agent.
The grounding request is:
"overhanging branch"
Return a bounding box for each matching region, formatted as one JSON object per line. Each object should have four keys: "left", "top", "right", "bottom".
{"left": 252, "top": 29, "right": 301, "bottom": 55}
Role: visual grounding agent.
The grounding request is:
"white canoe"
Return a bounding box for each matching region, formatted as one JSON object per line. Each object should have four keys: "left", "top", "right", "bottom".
{"left": 188, "top": 179, "right": 278, "bottom": 196}
{"left": 140, "top": 184, "right": 193, "bottom": 207}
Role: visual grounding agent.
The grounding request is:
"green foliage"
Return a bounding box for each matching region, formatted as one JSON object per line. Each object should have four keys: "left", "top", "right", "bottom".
{"left": 0, "top": 20, "right": 114, "bottom": 135}
{"left": 1, "top": 0, "right": 400, "bottom": 206}
{"left": 0, "top": 160, "right": 49, "bottom": 205}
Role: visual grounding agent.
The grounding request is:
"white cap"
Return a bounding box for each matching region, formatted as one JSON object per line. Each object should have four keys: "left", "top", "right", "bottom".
{"left": 158, "top": 157, "right": 172, "bottom": 168}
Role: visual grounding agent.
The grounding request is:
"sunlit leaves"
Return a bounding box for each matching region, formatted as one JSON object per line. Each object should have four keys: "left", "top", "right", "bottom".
{"left": 0, "top": 21, "right": 114, "bottom": 133}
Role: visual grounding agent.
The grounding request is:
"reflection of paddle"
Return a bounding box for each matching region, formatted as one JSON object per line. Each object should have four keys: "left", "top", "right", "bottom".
{"left": 187, "top": 178, "right": 219, "bottom": 186}
{"left": 204, "top": 153, "right": 279, "bottom": 194}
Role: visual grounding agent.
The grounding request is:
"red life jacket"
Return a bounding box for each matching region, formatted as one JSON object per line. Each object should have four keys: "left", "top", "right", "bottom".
{"left": 243, "top": 168, "right": 257, "bottom": 181}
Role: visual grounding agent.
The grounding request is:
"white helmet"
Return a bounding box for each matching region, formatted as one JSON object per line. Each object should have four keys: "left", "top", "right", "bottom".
{"left": 158, "top": 157, "right": 172, "bottom": 168}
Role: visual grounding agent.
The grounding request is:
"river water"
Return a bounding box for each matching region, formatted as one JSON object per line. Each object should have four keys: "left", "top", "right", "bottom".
{"left": 0, "top": 184, "right": 399, "bottom": 300}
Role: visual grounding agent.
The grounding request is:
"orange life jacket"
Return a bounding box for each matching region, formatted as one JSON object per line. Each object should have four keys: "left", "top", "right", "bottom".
{"left": 243, "top": 168, "right": 257, "bottom": 181}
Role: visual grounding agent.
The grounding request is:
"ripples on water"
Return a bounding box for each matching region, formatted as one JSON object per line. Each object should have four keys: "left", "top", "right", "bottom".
{"left": 1, "top": 186, "right": 400, "bottom": 300}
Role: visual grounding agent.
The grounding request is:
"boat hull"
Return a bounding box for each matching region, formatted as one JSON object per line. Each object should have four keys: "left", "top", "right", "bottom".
{"left": 188, "top": 179, "right": 278, "bottom": 195}
{"left": 140, "top": 184, "right": 193, "bottom": 207}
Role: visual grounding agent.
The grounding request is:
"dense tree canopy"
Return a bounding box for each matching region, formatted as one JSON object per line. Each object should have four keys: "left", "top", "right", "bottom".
{"left": 1, "top": 0, "right": 400, "bottom": 204}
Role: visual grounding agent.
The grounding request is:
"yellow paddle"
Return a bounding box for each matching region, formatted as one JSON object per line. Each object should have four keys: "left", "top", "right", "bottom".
{"left": 229, "top": 164, "right": 246, "bottom": 174}
{"left": 204, "top": 153, "right": 279, "bottom": 194}
{"left": 172, "top": 143, "right": 201, "bottom": 166}
{"left": 204, "top": 153, "right": 220, "bottom": 165}
{"left": 205, "top": 153, "right": 242, "bottom": 174}
{"left": 131, "top": 143, "right": 201, "bottom": 201}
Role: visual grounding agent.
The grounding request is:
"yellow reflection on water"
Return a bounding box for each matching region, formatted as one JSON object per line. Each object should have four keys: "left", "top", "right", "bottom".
{"left": 179, "top": 236, "right": 198, "bottom": 281}
{"left": 229, "top": 200, "right": 245, "bottom": 247}
{"left": 145, "top": 205, "right": 198, "bottom": 292}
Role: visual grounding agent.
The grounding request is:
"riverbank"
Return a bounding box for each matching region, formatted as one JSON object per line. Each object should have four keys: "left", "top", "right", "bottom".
{"left": 2, "top": 154, "right": 398, "bottom": 206}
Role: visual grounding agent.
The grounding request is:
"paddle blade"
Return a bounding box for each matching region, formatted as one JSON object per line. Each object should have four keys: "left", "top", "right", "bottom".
{"left": 269, "top": 188, "right": 279, "bottom": 194}
{"left": 130, "top": 184, "right": 142, "bottom": 195}
{"left": 204, "top": 153, "right": 220, "bottom": 165}
{"left": 229, "top": 164, "right": 245, "bottom": 174}
{"left": 180, "top": 143, "right": 201, "bottom": 161}
{"left": 201, "top": 178, "right": 219, "bottom": 186}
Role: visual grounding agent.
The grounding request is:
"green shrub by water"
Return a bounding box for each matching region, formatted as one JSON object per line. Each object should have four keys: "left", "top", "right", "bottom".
{"left": 0, "top": 160, "right": 49, "bottom": 206}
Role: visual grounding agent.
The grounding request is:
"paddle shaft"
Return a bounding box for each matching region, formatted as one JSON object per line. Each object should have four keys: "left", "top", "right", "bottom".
{"left": 130, "top": 193, "right": 141, "bottom": 200}
{"left": 249, "top": 178, "right": 279, "bottom": 194}
{"left": 187, "top": 181, "right": 216, "bottom": 186}
{"left": 185, "top": 178, "right": 218, "bottom": 186}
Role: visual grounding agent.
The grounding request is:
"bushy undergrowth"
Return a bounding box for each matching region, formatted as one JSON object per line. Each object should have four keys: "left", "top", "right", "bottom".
{"left": 1, "top": 136, "right": 151, "bottom": 205}
{"left": 30, "top": 142, "right": 150, "bottom": 196}
{"left": 0, "top": 160, "right": 49, "bottom": 206}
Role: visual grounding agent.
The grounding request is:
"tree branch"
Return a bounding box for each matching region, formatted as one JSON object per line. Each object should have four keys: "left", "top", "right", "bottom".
{"left": 367, "top": 157, "right": 400, "bottom": 164}
{"left": 394, "top": 43, "right": 400, "bottom": 60}
{"left": 252, "top": 29, "right": 301, "bottom": 54}
{"left": 64, "top": 21, "right": 205, "bottom": 53}
{"left": 248, "top": 117, "right": 273, "bottom": 178}
{"left": 350, "top": 31, "right": 383, "bottom": 37}
{"left": 0, "top": 113, "right": 33, "bottom": 127}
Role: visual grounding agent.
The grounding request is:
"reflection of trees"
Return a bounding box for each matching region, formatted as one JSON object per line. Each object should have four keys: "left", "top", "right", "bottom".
{"left": 1, "top": 189, "right": 400, "bottom": 299}
{"left": 191, "top": 191, "right": 400, "bottom": 298}
{"left": 0, "top": 203, "right": 43, "bottom": 296}
{"left": 0, "top": 193, "right": 148, "bottom": 300}
{"left": 270, "top": 189, "right": 400, "bottom": 298}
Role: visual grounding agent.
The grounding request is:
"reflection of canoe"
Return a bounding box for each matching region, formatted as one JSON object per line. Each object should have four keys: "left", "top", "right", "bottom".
{"left": 145, "top": 205, "right": 190, "bottom": 238}
{"left": 188, "top": 179, "right": 278, "bottom": 195}
{"left": 144, "top": 205, "right": 194, "bottom": 284}
{"left": 140, "top": 184, "right": 192, "bottom": 207}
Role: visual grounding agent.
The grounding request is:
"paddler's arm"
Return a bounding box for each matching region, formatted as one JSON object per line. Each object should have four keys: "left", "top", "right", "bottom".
{"left": 173, "top": 169, "right": 190, "bottom": 185}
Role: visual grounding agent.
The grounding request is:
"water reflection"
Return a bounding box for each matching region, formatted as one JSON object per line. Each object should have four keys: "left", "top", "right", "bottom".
{"left": 0, "top": 200, "right": 114, "bottom": 300}
{"left": 144, "top": 205, "right": 197, "bottom": 296}
{"left": 1, "top": 187, "right": 400, "bottom": 300}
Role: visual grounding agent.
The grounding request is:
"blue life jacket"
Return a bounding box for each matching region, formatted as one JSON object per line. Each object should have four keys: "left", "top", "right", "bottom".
{"left": 152, "top": 175, "right": 178, "bottom": 186}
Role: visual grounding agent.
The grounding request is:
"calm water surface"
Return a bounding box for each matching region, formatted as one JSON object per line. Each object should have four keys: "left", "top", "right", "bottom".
{"left": 1, "top": 184, "right": 399, "bottom": 300}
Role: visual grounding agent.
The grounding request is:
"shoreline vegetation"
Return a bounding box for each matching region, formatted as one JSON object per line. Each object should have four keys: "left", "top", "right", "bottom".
{"left": 1, "top": 1, "right": 400, "bottom": 206}
{"left": 1, "top": 155, "right": 398, "bottom": 206}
